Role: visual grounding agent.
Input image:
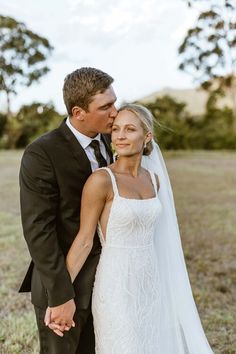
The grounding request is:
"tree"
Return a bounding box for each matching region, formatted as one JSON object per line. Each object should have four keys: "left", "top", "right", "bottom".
{"left": 202, "top": 92, "right": 236, "bottom": 149}
{"left": 136, "top": 95, "right": 236, "bottom": 150}
{"left": 0, "top": 113, "right": 7, "bottom": 139}
{"left": 138, "top": 95, "right": 198, "bottom": 149}
{"left": 0, "top": 15, "right": 53, "bottom": 118}
{"left": 184, "top": 0, "right": 207, "bottom": 6}
{"left": 179, "top": 0, "right": 236, "bottom": 129}
{"left": 6, "top": 102, "right": 63, "bottom": 149}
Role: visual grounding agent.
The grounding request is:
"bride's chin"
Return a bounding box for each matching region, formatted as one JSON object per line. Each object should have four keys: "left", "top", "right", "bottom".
{"left": 117, "top": 151, "right": 140, "bottom": 158}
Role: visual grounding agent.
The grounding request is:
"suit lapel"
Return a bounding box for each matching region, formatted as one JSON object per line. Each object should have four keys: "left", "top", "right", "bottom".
{"left": 59, "top": 119, "right": 113, "bottom": 169}
{"left": 58, "top": 119, "right": 92, "bottom": 174}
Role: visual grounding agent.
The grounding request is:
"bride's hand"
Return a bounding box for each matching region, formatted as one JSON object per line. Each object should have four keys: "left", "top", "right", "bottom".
{"left": 44, "top": 306, "right": 52, "bottom": 327}
{"left": 44, "top": 306, "right": 75, "bottom": 337}
{"left": 48, "top": 322, "right": 71, "bottom": 337}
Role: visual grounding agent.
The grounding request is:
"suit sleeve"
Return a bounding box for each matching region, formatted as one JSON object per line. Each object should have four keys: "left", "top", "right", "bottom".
{"left": 19, "top": 143, "right": 75, "bottom": 307}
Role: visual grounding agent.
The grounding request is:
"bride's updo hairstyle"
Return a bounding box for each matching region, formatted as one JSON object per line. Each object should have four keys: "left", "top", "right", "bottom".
{"left": 118, "top": 104, "right": 154, "bottom": 156}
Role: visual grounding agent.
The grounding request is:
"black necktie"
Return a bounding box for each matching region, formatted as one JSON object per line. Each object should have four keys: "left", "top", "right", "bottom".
{"left": 90, "top": 140, "right": 107, "bottom": 167}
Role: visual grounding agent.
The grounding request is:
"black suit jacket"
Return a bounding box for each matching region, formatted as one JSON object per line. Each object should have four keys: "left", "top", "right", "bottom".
{"left": 19, "top": 119, "right": 112, "bottom": 310}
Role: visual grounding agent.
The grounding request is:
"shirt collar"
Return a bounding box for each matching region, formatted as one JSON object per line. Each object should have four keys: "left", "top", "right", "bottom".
{"left": 66, "top": 117, "right": 102, "bottom": 149}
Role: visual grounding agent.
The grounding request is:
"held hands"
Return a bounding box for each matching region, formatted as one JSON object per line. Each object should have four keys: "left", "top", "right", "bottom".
{"left": 44, "top": 299, "right": 76, "bottom": 337}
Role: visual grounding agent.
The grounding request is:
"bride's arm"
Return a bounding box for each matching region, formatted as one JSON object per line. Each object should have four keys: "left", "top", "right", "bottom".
{"left": 66, "top": 170, "right": 109, "bottom": 282}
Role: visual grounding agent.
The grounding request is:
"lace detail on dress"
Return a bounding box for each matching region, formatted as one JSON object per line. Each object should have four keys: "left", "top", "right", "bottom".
{"left": 92, "top": 167, "right": 162, "bottom": 354}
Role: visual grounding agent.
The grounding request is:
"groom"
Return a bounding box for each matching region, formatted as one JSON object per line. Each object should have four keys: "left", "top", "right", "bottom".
{"left": 19, "top": 67, "right": 117, "bottom": 353}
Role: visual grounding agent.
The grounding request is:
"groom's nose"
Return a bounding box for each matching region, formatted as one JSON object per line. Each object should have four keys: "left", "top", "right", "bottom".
{"left": 110, "top": 105, "right": 118, "bottom": 118}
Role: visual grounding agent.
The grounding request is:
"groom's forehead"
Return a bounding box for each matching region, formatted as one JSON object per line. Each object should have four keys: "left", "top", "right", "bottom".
{"left": 90, "top": 87, "right": 117, "bottom": 105}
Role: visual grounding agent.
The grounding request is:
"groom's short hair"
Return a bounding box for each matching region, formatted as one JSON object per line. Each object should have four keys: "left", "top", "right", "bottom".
{"left": 63, "top": 67, "right": 114, "bottom": 115}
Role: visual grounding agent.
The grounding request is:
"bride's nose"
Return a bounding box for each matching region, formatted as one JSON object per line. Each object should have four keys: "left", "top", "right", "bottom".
{"left": 117, "top": 132, "right": 126, "bottom": 140}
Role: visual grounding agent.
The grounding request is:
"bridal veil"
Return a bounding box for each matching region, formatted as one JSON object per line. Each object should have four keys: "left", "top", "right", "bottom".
{"left": 142, "top": 142, "right": 214, "bottom": 354}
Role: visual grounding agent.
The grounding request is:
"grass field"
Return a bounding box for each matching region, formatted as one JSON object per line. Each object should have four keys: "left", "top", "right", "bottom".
{"left": 0, "top": 150, "right": 235, "bottom": 354}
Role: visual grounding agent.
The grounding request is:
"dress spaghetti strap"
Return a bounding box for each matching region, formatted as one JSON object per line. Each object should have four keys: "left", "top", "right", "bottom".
{"left": 148, "top": 170, "right": 158, "bottom": 197}
{"left": 99, "top": 167, "right": 119, "bottom": 196}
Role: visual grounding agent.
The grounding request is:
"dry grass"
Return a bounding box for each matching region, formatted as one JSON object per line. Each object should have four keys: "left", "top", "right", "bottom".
{"left": 0, "top": 150, "right": 38, "bottom": 354}
{"left": 165, "top": 150, "right": 236, "bottom": 354}
{"left": 0, "top": 150, "right": 235, "bottom": 353}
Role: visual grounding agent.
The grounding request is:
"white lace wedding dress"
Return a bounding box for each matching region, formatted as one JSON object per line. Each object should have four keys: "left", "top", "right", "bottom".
{"left": 92, "top": 167, "right": 162, "bottom": 354}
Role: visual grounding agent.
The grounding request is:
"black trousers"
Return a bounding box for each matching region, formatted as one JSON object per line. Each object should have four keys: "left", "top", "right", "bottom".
{"left": 34, "top": 305, "right": 95, "bottom": 354}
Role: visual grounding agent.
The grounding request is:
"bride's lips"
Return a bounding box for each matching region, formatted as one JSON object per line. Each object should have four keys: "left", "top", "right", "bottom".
{"left": 116, "top": 144, "right": 129, "bottom": 148}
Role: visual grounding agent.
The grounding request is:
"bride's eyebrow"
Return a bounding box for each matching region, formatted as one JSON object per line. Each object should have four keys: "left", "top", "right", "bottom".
{"left": 112, "top": 124, "right": 136, "bottom": 128}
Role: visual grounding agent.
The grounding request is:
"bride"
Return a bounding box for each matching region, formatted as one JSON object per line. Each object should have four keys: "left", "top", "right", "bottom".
{"left": 54, "top": 104, "right": 214, "bottom": 353}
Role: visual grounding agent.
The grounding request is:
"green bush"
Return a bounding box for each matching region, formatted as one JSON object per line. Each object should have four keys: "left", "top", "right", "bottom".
{"left": 2, "top": 102, "right": 64, "bottom": 149}
{"left": 0, "top": 113, "right": 7, "bottom": 138}
{"left": 0, "top": 95, "right": 235, "bottom": 150}
{"left": 138, "top": 95, "right": 236, "bottom": 150}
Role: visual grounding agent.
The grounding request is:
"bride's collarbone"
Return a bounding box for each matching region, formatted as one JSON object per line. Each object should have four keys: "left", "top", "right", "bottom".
{"left": 106, "top": 167, "right": 156, "bottom": 200}
{"left": 115, "top": 178, "right": 155, "bottom": 200}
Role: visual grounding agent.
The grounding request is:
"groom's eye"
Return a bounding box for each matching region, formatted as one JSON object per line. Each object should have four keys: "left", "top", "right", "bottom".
{"left": 99, "top": 104, "right": 111, "bottom": 111}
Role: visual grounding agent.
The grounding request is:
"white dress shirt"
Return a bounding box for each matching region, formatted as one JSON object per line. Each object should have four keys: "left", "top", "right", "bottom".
{"left": 66, "top": 117, "right": 110, "bottom": 171}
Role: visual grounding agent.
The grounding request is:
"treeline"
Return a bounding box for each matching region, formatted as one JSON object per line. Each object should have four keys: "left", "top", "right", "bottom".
{"left": 137, "top": 94, "right": 236, "bottom": 150}
{"left": 0, "top": 102, "right": 64, "bottom": 149}
{"left": 0, "top": 94, "right": 235, "bottom": 150}
{"left": 1, "top": 0, "right": 236, "bottom": 151}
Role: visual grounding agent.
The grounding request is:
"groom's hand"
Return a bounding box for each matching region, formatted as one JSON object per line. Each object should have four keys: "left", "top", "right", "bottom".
{"left": 44, "top": 307, "right": 70, "bottom": 337}
{"left": 44, "top": 299, "right": 76, "bottom": 336}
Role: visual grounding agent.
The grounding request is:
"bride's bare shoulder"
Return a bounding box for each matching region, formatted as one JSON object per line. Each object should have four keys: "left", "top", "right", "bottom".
{"left": 81, "top": 169, "right": 112, "bottom": 209}
{"left": 84, "top": 168, "right": 112, "bottom": 191}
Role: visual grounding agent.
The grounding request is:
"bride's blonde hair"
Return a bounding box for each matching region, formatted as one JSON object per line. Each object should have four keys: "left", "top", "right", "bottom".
{"left": 118, "top": 103, "right": 154, "bottom": 156}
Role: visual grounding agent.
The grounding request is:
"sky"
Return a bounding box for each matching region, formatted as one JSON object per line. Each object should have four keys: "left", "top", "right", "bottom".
{"left": 0, "top": 0, "right": 199, "bottom": 114}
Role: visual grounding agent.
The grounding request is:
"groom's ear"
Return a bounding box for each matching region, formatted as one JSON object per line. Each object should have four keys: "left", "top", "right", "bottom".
{"left": 72, "top": 106, "right": 86, "bottom": 121}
